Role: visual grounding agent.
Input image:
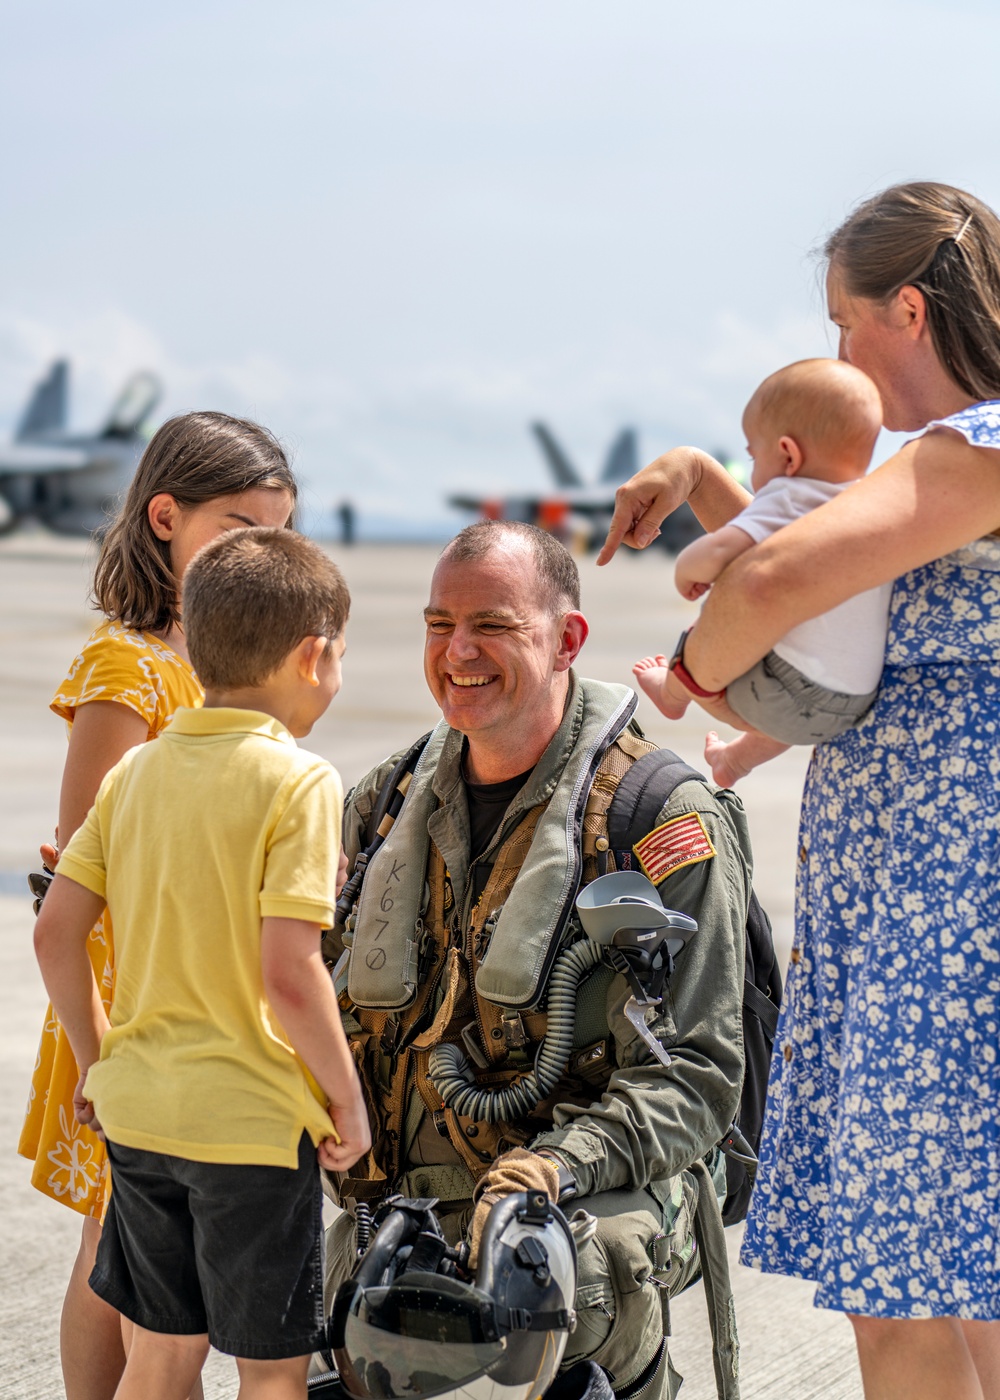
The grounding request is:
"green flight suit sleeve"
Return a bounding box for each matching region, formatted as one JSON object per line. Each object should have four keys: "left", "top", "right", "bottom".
{"left": 531, "top": 779, "right": 750, "bottom": 1199}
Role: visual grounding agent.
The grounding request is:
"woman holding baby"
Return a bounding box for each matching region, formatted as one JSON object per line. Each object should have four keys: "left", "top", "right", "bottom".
{"left": 601, "top": 182, "right": 1000, "bottom": 1400}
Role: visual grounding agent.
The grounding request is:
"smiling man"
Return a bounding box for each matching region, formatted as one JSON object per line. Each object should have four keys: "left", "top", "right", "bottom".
{"left": 323, "top": 522, "right": 753, "bottom": 1400}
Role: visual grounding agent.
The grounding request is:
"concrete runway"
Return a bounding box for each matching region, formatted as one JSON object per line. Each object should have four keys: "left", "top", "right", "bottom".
{"left": 0, "top": 531, "right": 862, "bottom": 1398}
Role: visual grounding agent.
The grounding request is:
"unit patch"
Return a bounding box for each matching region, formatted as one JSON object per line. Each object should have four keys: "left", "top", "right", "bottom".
{"left": 633, "top": 811, "right": 715, "bottom": 884}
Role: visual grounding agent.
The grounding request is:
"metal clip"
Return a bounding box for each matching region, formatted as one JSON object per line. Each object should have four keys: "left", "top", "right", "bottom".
{"left": 473, "top": 912, "right": 499, "bottom": 960}
{"left": 501, "top": 1010, "right": 529, "bottom": 1050}
{"left": 379, "top": 1015, "right": 402, "bottom": 1059}
{"left": 623, "top": 995, "right": 672, "bottom": 1067}
{"left": 416, "top": 921, "right": 436, "bottom": 980}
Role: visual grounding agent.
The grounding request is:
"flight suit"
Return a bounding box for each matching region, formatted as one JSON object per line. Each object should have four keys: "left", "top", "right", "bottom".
{"left": 325, "top": 675, "right": 749, "bottom": 1400}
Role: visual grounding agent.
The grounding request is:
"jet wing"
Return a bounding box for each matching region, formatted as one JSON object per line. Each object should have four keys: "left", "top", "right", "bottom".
{"left": 448, "top": 492, "right": 614, "bottom": 517}
{"left": 0, "top": 444, "right": 92, "bottom": 475}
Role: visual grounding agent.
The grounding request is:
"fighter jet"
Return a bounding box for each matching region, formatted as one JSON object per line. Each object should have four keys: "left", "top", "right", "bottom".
{"left": 449, "top": 422, "right": 704, "bottom": 552}
{"left": 0, "top": 360, "right": 162, "bottom": 536}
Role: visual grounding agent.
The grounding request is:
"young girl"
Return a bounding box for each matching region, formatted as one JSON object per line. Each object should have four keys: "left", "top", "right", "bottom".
{"left": 18, "top": 411, "right": 298, "bottom": 1400}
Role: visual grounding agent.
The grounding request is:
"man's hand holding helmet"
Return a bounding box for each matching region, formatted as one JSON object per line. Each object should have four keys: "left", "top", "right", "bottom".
{"left": 469, "top": 1147, "right": 561, "bottom": 1267}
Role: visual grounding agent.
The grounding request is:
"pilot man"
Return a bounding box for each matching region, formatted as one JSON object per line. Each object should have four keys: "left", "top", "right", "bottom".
{"left": 324, "top": 521, "right": 749, "bottom": 1400}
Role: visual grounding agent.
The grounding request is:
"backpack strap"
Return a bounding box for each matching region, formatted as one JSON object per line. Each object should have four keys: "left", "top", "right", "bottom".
{"left": 606, "top": 748, "right": 705, "bottom": 864}
{"left": 741, "top": 911, "right": 780, "bottom": 1041}
{"left": 689, "top": 1158, "right": 742, "bottom": 1400}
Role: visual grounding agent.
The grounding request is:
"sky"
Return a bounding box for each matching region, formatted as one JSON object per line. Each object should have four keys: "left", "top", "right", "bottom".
{"left": 2, "top": 0, "right": 999, "bottom": 536}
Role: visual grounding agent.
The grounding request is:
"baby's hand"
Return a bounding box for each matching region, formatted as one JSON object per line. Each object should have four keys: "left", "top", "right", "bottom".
{"left": 674, "top": 563, "right": 711, "bottom": 602}
{"left": 633, "top": 655, "right": 691, "bottom": 720}
{"left": 318, "top": 1091, "right": 372, "bottom": 1173}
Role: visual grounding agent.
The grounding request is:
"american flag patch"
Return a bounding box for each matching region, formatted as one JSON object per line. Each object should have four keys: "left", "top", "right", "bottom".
{"left": 634, "top": 812, "right": 715, "bottom": 885}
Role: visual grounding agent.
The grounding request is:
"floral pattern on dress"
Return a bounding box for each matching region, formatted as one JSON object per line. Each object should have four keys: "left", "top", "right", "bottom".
{"left": 51, "top": 620, "right": 198, "bottom": 735}
{"left": 741, "top": 407, "right": 1000, "bottom": 1320}
{"left": 46, "top": 1106, "right": 102, "bottom": 1203}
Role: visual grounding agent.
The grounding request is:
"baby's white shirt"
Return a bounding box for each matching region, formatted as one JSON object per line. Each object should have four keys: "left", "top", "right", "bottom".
{"left": 728, "top": 477, "right": 892, "bottom": 695}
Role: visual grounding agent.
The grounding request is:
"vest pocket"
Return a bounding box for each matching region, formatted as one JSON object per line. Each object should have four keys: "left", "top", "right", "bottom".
{"left": 648, "top": 1170, "right": 702, "bottom": 1297}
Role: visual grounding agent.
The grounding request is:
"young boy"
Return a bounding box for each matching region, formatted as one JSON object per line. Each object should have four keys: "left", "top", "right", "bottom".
{"left": 33, "top": 527, "right": 370, "bottom": 1400}
{"left": 634, "top": 359, "right": 892, "bottom": 785}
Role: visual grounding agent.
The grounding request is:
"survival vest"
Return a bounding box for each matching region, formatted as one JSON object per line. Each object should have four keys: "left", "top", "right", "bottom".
{"left": 332, "top": 720, "right": 781, "bottom": 1226}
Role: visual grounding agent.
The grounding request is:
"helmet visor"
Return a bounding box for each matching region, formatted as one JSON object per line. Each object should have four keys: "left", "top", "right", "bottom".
{"left": 333, "top": 1274, "right": 508, "bottom": 1400}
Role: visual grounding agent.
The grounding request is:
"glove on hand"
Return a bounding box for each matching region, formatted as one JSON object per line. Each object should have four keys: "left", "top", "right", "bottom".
{"left": 469, "top": 1147, "right": 560, "bottom": 1268}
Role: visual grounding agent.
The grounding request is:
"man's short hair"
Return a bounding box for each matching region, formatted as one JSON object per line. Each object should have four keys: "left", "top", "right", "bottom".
{"left": 441, "top": 521, "right": 580, "bottom": 614}
{"left": 184, "top": 527, "right": 350, "bottom": 690}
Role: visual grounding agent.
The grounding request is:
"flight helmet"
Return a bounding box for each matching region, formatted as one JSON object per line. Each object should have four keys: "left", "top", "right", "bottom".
{"left": 330, "top": 1191, "right": 578, "bottom": 1400}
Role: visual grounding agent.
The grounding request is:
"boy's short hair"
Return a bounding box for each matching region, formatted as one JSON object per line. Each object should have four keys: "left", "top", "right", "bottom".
{"left": 184, "top": 527, "right": 350, "bottom": 690}
{"left": 747, "top": 359, "right": 882, "bottom": 467}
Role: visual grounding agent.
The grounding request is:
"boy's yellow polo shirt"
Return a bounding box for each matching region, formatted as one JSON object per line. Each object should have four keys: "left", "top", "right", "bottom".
{"left": 59, "top": 707, "right": 343, "bottom": 1168}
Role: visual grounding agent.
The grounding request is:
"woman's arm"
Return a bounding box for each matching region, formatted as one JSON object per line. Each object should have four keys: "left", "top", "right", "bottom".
{"left": 682, "top": 432, "right": 1000, "bottom": 692}
{"left": 55, "top": 701, "right": 149, "bottom": 855}
{"left": 597, "top": 448, "right": 752, "bottom": 565}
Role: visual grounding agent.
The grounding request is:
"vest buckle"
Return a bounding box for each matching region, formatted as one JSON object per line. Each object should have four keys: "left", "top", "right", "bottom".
{"left": 380, "top": 1015, "right": 402, "bottom": 1058}
{"left": 501, "top": 1010, "right": 529, "bottom": 1050}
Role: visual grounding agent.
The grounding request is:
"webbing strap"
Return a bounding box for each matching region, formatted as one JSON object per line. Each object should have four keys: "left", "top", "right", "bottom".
{"left": 742, "top": 978, "right": 779, "bottom": 1038}
{"left": 689, "top": 1158, "right": 741, "bottom": 1400}
{"left": 606, "top": 750, "right": 704, "bottom": 856}
{"left": 397, "top": 1163, "right": 476, "bottom": 1203}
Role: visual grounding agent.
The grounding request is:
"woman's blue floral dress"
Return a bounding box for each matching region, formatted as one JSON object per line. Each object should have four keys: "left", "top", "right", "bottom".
{"left": 741, "top": 404, "right": 1000, "bottom": 1318}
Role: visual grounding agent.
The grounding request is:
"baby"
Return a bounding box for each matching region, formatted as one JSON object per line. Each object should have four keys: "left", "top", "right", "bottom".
{"left": 634, "top": 358, "right": 891, "bottom": 785}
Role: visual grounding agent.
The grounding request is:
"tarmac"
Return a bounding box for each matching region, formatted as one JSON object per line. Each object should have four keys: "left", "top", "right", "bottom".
{"left": 0, "top": 531, "right": 863, "bottom": 1398}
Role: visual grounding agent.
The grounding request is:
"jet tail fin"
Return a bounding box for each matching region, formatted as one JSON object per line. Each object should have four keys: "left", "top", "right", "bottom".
{"left": 599, "top": 428, "right": 638, "bottom": 483}
{"left": 16, "top": 361, "right": 69, "bottom": 440}
{"left": 531, "top": 422, "right": 584, "bottom": 489}
{"left": 100, "top": 372, "right": 162, "bottom": 438}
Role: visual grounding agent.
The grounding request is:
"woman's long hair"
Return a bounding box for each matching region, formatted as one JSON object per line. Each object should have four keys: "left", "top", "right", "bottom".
{"left": 826, "top": 181, "right": 1000, "bottom": 401}
{"left": 93, "top": 411, "right": 297, "bottom": 634}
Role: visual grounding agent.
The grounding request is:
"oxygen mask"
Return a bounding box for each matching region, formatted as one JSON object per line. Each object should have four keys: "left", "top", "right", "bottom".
{"left": 575, "top": 872, "right": 697, "bottom": 1067}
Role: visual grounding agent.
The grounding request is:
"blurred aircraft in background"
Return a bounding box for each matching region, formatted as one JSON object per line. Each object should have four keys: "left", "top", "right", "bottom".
{"left": 0, "top": 360, "right": 161, "bottom": 536}
{"left": 449, "top": 421, "right": 706, "bottom": 552}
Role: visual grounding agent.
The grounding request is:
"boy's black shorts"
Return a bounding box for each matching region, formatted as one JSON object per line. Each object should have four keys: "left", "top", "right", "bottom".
{"left": 90, "top": 1132, "right": 325, "bottom": 1359}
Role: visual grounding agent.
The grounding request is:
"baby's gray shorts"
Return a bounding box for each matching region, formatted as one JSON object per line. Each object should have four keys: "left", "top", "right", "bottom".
{"left": 726, "top": 649, "right": 879, "bottom": 745}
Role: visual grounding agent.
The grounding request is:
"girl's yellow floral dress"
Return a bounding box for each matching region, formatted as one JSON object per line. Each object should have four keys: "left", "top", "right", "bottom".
{"left": 18, "top": 620, "right": 203, "bottom": 1217}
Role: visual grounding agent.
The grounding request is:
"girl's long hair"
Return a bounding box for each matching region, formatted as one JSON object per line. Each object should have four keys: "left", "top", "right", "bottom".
{"left": 93, "top": 411, "right": 297, "bottom": 633}
{"left": 826, "top": 181, "right": 1000, "bottom": 401}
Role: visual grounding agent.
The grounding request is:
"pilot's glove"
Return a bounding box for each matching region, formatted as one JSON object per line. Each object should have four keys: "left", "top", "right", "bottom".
{"left": 469, "top": 1147, "right": 560, "bottom": 1268}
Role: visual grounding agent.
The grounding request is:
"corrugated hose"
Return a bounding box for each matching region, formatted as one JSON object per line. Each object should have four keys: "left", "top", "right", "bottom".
{"left": 427, "top": 938, "right": 603, "bottom": 1122}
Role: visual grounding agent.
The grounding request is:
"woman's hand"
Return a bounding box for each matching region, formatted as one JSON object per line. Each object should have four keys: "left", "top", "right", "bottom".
{"left": 596, "top": 447, "right": 751, "bottom": 565}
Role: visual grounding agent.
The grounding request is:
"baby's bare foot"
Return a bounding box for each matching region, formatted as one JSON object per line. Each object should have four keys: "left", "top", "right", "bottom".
{"left": 704, "top": 730, "right": 757, "bottom": 788}
{"left": 705, "top": 728, "right": 790, "bottom": 785}
{"left": 633, "top": 655, "right": 690, "bottom": 720}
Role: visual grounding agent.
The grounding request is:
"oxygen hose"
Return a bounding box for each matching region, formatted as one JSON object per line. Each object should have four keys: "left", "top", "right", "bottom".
{"left": 427, "top": 938, "right": 603, "bottom": 1122}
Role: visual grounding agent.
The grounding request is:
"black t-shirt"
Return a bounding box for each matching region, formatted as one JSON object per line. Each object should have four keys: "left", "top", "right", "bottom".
{"left": 465, "top": 763, "right": 535, "bottom": 906}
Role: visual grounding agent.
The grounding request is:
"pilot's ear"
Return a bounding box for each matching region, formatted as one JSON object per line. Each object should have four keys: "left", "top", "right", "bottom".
{"left": 554, "top": 611, "right": 589, "bottom": 672}
{"left": 148, "top": 493, "right": 180, "bottom": 540}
